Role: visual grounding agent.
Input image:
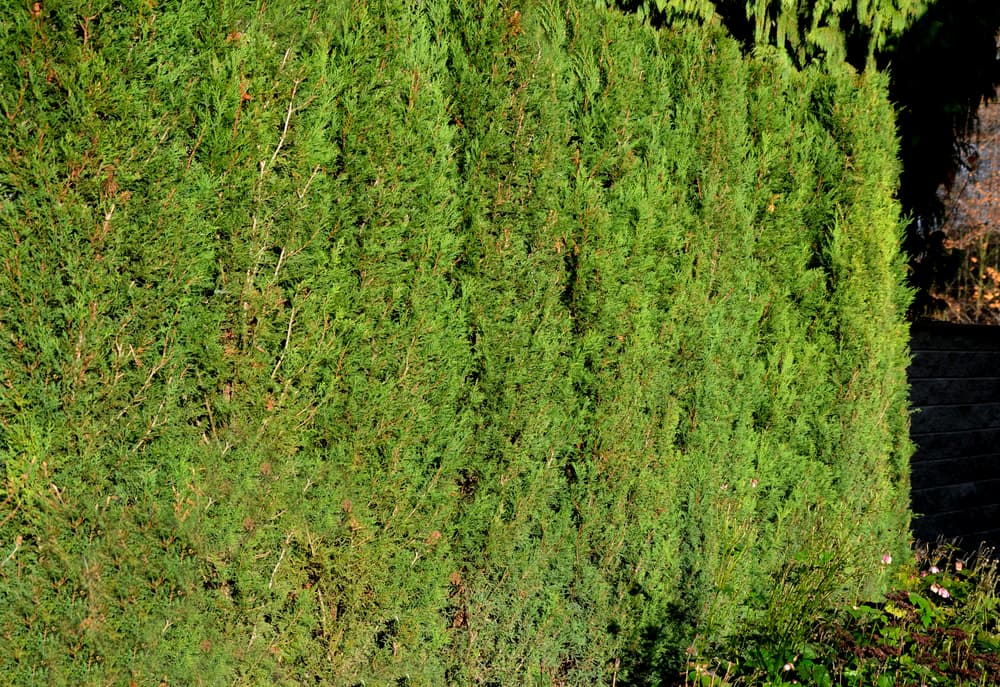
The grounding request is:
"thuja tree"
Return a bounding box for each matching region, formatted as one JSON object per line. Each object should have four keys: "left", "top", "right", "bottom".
{"left": 553, "top": 18, "right": 912, "bottom": 677}
{"left": 612, "top": 0, "right": 930, "bottom": 66}
{"left": 0, "top": 0, "right": 911, "bottom": 684}
{"left": 737, "top": 0, "right": 929, "bottom": 65}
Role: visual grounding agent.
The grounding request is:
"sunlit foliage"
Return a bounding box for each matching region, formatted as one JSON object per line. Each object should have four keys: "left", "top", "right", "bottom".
{"left": 0, "top": 1, "right": 911, "bottom": 683}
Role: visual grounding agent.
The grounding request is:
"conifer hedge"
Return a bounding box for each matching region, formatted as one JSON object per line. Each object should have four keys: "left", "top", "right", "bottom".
{"left": 0, "top": 0, "right": 911, "bottom": 684}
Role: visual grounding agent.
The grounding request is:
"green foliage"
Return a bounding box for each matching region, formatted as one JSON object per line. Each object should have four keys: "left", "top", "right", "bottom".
{"left": 711, "top": 544, "right": 1000, "bottom": 686}
{"left": 743, "top": 0, "right": 930, "bottom": 66}
{"left": 0, "top": 0, "right": 912, "bottom": 684}
{"left": 609, "top": 0, "right": 931, "bottom": 66}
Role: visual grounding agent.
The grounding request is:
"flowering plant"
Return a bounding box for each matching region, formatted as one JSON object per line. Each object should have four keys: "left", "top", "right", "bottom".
{"left": 695, "top": 543, "right": 1000, "bottom": 686}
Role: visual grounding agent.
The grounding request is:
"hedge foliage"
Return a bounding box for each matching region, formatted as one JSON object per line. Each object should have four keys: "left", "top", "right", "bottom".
{"left": 0, "top": 0, "right": 911, "bottom": 684}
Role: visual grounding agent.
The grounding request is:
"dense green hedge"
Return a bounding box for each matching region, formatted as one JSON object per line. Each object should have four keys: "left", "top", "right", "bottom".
{"left": 0, "top": 1, "right": 911, "bottom": 684}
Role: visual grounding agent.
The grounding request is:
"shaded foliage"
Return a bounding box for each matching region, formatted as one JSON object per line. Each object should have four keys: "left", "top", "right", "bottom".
{"left": 609, "top": 0, "right": 930, "bottom": 68}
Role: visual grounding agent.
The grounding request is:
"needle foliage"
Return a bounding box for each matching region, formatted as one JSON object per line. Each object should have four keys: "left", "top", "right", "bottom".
{"left": 0, "top": 0, "right": 911, "bottom": 684}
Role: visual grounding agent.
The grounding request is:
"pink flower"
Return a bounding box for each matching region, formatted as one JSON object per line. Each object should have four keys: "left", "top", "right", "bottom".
{"left": 881, "top": 554, "right": 892, "bottom": 565}
{"left": 930, "top": 583, "right": 950, "bottom": 599}
{"left": 955, "top": 561, "right": 964, "bottom": 572}
{"left": 929, "top": 565, "right": 940, "bottom": 574}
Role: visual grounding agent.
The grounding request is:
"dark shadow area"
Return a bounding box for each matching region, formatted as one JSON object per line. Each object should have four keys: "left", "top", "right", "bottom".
{"left": 877, "top": 1, "right": 1000, "bottom": 318}
{"left": 613, "top": 600, "right": 701, "bottom": 687}
{"left": 909, "top": 321, "right": 1000, "bottom": 555}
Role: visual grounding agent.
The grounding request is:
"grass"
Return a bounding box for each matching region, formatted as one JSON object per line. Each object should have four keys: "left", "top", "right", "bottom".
{"left": 686, "top": 542, "right": 1000, "bottom": 686}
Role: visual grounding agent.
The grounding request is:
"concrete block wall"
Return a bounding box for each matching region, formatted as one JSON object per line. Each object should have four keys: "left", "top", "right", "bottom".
{"left": 909, "top": 321, "right": 1000, "bottom": 553}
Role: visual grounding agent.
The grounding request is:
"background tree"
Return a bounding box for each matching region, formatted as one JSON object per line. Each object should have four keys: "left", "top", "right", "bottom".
{"left": 612, "top": 0, "right": 930, "bottom": 67}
